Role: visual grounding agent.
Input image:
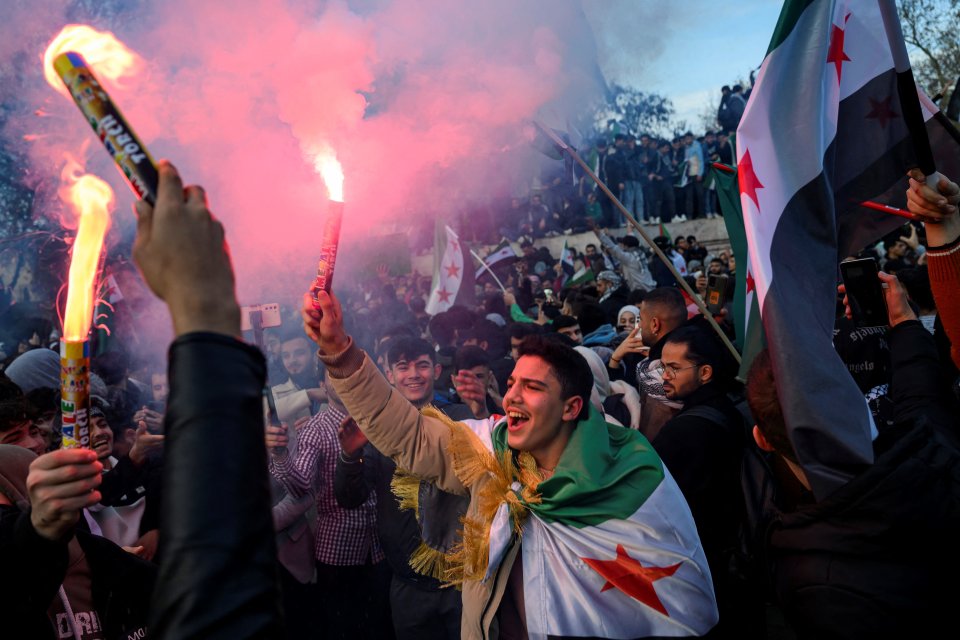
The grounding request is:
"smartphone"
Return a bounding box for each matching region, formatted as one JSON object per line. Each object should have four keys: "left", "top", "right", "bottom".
{"left": 241, "top": 303, "right": 283, "bottom": 332}
{"left": 705, "top": 274, "right": 730, "bottom": 314}
{"left": 840, "top": 258, "right": 887, "bottom": 328}
{"left": 544, "top": 288, "right": 556, "bottom": 303}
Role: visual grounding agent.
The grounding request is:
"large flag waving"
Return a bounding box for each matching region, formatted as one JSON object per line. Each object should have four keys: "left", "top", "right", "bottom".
{"left": 736, "top": 0, "right": 954, "bottom": 499}
{"left": 474, "top": 238, "right": 517, "bottom": 279}
{"left": 426, "top": 223, "right": 474, "bottom": 315}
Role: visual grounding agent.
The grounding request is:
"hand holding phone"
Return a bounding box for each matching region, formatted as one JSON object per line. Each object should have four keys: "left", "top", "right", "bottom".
{"left": 838, "top": 266, "right": 916, "bottom": 328}
{"left": 705, "top": 274, "right": 730, "bottom": 315}
{"left": 839, "top": 258, "right": 887, "bottom": 328}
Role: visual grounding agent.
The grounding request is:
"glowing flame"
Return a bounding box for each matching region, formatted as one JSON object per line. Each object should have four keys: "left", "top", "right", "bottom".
{"left": 315, "top": 151, "right": 344, "bottom": 203}
{"left": 60, "top": 159, "right": 114, "bottom": 341}
{"left": 43, "top": 24, "right": 143, "bottom": 96}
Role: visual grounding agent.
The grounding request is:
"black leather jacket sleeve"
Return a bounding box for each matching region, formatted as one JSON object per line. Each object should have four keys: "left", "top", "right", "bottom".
{"left": 148, "top": 332, "right": 282, "bottom": 639}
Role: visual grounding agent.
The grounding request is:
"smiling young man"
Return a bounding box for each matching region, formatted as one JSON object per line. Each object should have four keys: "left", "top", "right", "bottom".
{"left": 303, "top": 291, "right": 718, "bottom": 639}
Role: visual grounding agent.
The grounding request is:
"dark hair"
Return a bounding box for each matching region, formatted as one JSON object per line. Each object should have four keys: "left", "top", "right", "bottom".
{"left": 551, "top": 315, "right": 580, "bottom": 331}
{"left": 461, "top": 318, "right": 508, "bottom": 358}
{"left": 516, "top": 336, "right": 593, "bottom": 421}
{"left": 686, "top": 235, "right": 697, "bottom": 242}
{"left": 575, "top": 302, "right": 607, "bottom": 336}
{"left": 427, "top": 312, "right": 458, "bottom": 348}
{"left": 408, "top": 297, "right": 426, "bottom": 314}
{"left": 508, "top": 323, "right": 542, "bottom": 341}
{"left": 619, "top": 235, "right": 640, "bottom": 248}
{"left": 454, "top": 346, "right": 490, "bottom": 371}
{"left": 91, "top": 349, "right": 129, "bottom": 386}
{"left": 746, "top": 349, "right": 797, "bottom": 463}
{"left": 386, "top": 336, "right": 436, "bottom": 367}
{"left": 663, "top": 324, "right": 731, "bottom": 384}
{"left": 279, "top": 324, "right": 311, "bottom": 345}
{"left": 25, "top": 388, "right": 58, "bottom": 419}
{"left": 0, "top": 373, "right": 27, "bottom": 432}
{"left": 641, "top": 288, "right": 687, "bottom": 328}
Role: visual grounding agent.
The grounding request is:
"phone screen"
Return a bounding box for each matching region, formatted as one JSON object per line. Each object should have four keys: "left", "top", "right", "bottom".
{"left": 705, "top": 274, "right": 729, "bottom": 314}
{"left": 840, "top": 258, "right": 887, "bottom": 328}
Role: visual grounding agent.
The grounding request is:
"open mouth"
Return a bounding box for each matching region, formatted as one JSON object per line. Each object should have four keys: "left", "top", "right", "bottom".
{"left": 506, "top": 410, "right": 530, "bottom": 431}
{"left": 92, "top": 437, "right": 111, "bottom": 452}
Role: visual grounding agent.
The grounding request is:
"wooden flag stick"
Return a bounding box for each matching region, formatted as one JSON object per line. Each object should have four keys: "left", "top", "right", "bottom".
{"left": 535, "top": 121, "right": 742, "bottom": 364}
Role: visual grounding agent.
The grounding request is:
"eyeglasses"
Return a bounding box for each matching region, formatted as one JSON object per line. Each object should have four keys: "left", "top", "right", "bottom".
{"left": 655, "top": 362, "right": 700, "bottom": 378}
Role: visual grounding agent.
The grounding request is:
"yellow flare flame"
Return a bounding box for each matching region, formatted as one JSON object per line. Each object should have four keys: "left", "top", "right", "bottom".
{"left": 43, "top": 24, "right": 142, "bottom": 96}
{"left": 61, "top": 160, "right": 114, "bottom": 342}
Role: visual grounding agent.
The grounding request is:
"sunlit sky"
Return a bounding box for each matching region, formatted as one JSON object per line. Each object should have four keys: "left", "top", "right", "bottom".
{"left": 586, "top": 0, "right": 784, "bottom": 129}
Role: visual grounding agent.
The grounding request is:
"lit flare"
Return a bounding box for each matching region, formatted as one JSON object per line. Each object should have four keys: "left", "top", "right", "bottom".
{"left": 43, "top": 24, "right": 142, "bottom": 96}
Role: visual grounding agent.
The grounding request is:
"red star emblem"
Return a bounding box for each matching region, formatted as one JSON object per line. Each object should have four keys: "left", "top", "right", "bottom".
{"left": 738, "top": 149, "right": 764, "bottom": 211}
{"left": 826, "top": 14, "right": 851, "bottom": 82}
{"left": 582, "top": 544, "right": 681, "bottom": 617}
{"left": 746, "top": 270, "right": 756, "bottom": 294}
{"left": 449, "top": 239, "right": 459, "bottom": 253}
{"left": 866, "top": 95, "right": 899, "bottom": 128}
{"left": 436, "top": 288, "right": 452, "bottom": 304}
{"left": 445, "top": 262, "right": 461, "bottom": 278}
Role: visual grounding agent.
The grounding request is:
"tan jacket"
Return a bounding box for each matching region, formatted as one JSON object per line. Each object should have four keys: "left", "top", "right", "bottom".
{"left": 323, "top": 341, "right": 516, "bottom": 640}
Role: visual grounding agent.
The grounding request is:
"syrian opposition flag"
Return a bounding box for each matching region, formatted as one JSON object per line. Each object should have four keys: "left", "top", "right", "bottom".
{"left": 467, "top": 410, "right": 718, "bottom": 639}
{"left": 474, "top": 238, "right": 518, "bottom": 279}
{"left": 711, "top": 163, "right": 765, "bottom": 379}
{"left": 558, "top": 239, "right": 576, "bottom": 286}
{"left": 736, "top": 0, "right": 957, "bottom": 499}
{"left": 426, "top": 223, "right": 474, "bottom": 315}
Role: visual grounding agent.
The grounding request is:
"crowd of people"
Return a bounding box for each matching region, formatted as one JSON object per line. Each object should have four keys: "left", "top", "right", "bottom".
{"left": 1, "top": 127, "right": 960, "bottom": 637}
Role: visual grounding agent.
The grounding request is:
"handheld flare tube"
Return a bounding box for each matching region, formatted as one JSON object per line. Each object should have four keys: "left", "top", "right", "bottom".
{"left": 311, "top": 201, "right": 345, "bottom": 305}
{"left": 53, "top": 51, "right": 159, "bottom": 204}
{"left": 60, "top": 339, "right": 91, "bottom": 449}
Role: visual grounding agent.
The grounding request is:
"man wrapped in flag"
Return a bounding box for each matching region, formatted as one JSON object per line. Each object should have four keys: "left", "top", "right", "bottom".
{"left": 303, "top": 291, "right": 718, "bottom": 639}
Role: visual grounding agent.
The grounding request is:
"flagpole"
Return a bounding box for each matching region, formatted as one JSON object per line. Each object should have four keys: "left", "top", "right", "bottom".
{"left": 533, "top": 120, "right": 741, "bottom": 364}
{"left": 470, "top": 248, "right": 507, "bottom": 292}
{"left": 877, "top": 0, "right": 941, "bottom": 189}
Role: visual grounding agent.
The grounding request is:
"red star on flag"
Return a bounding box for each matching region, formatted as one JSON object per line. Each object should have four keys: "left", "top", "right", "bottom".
{"left": 582, "top": 544, "right": 681, "bottom": 616}
{"left": 449, "top": 239, "right": 459, "bottom": 253}
{"left": 445, "top": 262, "right": 461, "bottom": 278}
{"left": 746, "top": 270, "right": 756, "bottom": 294}
{"left": 865, "top": 95, "right": 899, "bottom": 128}
{"left": 436, "top": 288, "right": 453, "bottom": 304}
{"left": 826, "top": 14, "right": 852, "bottom": 82}
{"left": 738, "top": 149, "right": 764, "bottom": 211}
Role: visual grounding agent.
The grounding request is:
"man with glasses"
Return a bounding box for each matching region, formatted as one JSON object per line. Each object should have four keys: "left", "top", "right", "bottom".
{"left": 650, "top": 324, "right": 756, "bottom": 636}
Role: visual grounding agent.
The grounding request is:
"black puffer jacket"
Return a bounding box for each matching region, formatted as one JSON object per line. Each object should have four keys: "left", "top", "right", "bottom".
{"left": 148, "top": 333, "right": 283, "bottom": 639}
{"left": 767, "top": 321, "right": 960, "bottom": 638}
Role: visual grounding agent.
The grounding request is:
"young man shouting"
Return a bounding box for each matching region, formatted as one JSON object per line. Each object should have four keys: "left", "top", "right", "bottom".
{"left": 302, "top": 291, "right": 718, "bottom": 639}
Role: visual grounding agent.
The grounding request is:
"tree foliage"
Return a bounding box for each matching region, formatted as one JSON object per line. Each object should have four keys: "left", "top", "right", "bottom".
{"left": 899, "top": 0, "right": 960, "bottom": 112}
{"left": 593, "top": 84, "right": 675, "bottom": 139}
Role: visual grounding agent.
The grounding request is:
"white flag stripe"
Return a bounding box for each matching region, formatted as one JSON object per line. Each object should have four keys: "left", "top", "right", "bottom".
{"left": 737, "top": 0, "right": 838, "bottom": 311}
{"left": 425, "top": 225, "right": 464, "bottom": 315}
{"left": 521, "top": 471, "right": 717, "bottom": 639}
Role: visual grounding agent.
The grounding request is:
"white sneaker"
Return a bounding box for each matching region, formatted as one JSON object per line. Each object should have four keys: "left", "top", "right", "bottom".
{"left": 676, "top": 214, "right": 687, "bottom": 222}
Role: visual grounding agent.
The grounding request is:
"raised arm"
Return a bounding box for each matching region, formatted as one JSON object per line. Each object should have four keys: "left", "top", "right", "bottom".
{"left": 303, "top": 292, "right": 469, "bottom": 496}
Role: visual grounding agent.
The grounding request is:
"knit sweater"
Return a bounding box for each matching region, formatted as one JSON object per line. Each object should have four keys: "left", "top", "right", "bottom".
{"left": 926, "top": 234, "right": 960, "bottom": 368}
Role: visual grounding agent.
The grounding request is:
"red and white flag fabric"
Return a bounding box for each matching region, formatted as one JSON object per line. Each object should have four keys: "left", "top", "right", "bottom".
{"left": 426, "top": 224, "right": 473, "bottom": 315}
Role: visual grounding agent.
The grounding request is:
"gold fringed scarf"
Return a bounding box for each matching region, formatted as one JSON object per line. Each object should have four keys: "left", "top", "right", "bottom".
{"left": 418, "top": 407, "right": 543, "bottom": 586}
